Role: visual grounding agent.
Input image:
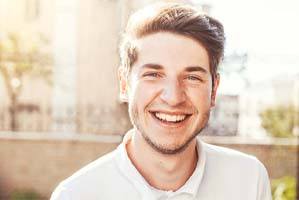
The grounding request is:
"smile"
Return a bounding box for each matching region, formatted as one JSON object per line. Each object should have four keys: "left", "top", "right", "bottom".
{"left": 150, "top": 111, "right": 191, "bottom": 124}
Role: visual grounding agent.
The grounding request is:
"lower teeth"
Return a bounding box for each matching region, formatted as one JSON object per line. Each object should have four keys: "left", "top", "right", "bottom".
{"left": 159, "top": 118, "right": 182, "bottom": 123}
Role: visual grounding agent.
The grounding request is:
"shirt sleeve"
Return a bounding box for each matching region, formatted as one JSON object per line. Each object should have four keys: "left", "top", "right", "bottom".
{"left": 256, "top": 160, "right": 272, "bottom": 200}
{"left": 50, "top": 184, "right": 71, "bottom": 200}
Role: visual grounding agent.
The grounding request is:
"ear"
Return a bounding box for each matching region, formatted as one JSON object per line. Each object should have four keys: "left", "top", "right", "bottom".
{"left": 211, "top": 73, "right": 220, "bottom": 107}
{"left": 118, "top": 67, "right": 129, "bottom": 102}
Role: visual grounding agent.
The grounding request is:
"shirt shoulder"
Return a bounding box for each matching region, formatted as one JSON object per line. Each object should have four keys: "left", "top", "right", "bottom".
{"left": 197, "top": 140, "right": 272, "bottom": 200}
{"left": 201, "top": 140, "right": 259, "bottom": 164}
{"left": 201, "top": 140, "right": 269, "bottom": 178}
{"left": 51, "top": 148, "right": 135, "bottom": 200}
{"left": 66, "top": 149, "right": 117, "bottom": 182}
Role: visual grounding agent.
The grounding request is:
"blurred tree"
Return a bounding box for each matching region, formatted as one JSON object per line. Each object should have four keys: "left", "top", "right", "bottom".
{"left": 0, "top": 32, "right": 52, "bottom": 131}
{"left": 260, "top": 106, "right": 299, "bottom": 138}
{"left": 271, "top": 176, "right": 296, "bottom": 200}
{"left": 11, "top": 190, "right": 41, "bottom": 200}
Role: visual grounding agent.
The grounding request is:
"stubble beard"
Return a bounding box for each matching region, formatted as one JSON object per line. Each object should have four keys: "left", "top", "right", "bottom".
{"left": 128, "top": 103, "right": 210, "bottom": 155}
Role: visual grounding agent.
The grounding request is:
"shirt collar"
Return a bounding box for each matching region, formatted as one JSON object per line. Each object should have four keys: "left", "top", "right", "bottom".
{"left": 176, "top": 138, "right": 206, "bottom": 196}
{"left": 115, "top": 129, "right": 206, "bottom": 199}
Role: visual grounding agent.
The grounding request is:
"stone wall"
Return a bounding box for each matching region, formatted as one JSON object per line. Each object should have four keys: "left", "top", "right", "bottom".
{"left": 0, "top": 132, "right": 297, "bottom": 199}
{"left": 0, "top": 133, "right": 120, "bottom": 199}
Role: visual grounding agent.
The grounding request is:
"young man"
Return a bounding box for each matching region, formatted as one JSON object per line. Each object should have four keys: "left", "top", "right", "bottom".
{"left": 51, "top": 3, "right": 272, "bottom": 200}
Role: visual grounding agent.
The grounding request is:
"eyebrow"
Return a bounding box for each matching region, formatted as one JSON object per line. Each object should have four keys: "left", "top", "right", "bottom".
{"left": 140, "top": 63, "right": 208, "bottom": 73}
{"left": 185, "top": 66, "right": 208, "bottom": 74}
{"left": 141, "top": 63, "right": 163, "bottom": 70}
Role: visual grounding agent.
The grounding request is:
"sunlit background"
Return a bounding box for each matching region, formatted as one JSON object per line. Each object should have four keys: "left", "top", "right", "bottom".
{"left": 0, "top": 0, "right": 298, "bottom": 199}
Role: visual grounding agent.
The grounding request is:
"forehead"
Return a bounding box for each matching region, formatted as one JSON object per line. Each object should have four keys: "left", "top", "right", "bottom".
{"left": 132, "top": 32, "right": 210, "bottom": 73}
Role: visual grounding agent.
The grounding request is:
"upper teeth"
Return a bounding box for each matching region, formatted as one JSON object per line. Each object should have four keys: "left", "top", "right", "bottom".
{"left": 154, "top": 112, "right": 186, "bottom": 122}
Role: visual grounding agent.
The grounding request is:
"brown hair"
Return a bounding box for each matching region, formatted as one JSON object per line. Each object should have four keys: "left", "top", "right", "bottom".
{"left": 119, "top": 3, "right": 225, "bottom": 84}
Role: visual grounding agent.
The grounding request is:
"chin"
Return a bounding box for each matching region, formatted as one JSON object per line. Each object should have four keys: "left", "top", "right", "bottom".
{"left": 141, "top": 129, "right": 200, "bottom": 155}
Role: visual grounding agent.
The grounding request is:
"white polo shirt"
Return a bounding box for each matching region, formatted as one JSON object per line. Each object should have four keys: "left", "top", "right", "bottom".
{"left": 51, "top": 131, "right": 272, "bottom": 200}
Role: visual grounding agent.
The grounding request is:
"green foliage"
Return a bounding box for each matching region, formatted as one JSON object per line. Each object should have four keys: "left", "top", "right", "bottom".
{"left": 271, "top": 176, "right": 296, "bottom": 200}
{"left": 260, "top": 106, "right": 299, "bottom": 138}
{"left": 10, "top": 190, "right": 41, "bottom": 200}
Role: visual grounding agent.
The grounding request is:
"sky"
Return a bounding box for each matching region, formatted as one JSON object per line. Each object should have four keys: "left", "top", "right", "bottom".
{"left": 203, "top": 0, "right": 299, "bottom": 94}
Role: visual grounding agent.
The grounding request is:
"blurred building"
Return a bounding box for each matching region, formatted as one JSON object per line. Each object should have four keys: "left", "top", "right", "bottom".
{"left": 0, "top": 0, "right": 127, "bottom": 134}
{"left": 238, "top": 73, "right": 299, "bottom": 138}
{"left": 202, "top": 94, "right": 239, "bottom": 136}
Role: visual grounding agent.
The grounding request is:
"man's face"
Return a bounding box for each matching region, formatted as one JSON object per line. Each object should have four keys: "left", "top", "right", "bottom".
{"left": 120, "top": 32, "right": 219, "bottom": 154}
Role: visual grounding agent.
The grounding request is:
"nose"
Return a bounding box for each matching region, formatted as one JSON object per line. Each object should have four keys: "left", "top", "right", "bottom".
{"left": 160, "top": 79, "right": 186, "bottom": 106}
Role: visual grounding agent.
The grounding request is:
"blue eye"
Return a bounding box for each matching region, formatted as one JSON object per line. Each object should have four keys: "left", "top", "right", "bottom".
{"left": 148, "top": 73, "right": 159, "bottom": 77}
{"left": 186, "top": 75, "right": 201, "bottom": 81}
{"left": 143, "top": 72, "right": 160, "bottom": 78}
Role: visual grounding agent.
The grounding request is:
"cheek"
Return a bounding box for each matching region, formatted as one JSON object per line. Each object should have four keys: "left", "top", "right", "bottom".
{"left": 129, "top": 81, "right": 160, "bottom": 110}
{"left": 187, "top": 87, "right": 212, "bottom": 108}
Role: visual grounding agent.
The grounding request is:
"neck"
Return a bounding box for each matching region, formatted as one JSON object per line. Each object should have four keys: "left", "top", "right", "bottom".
{"left": 126, "top": 130, "right": 198, "bottom": 191}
